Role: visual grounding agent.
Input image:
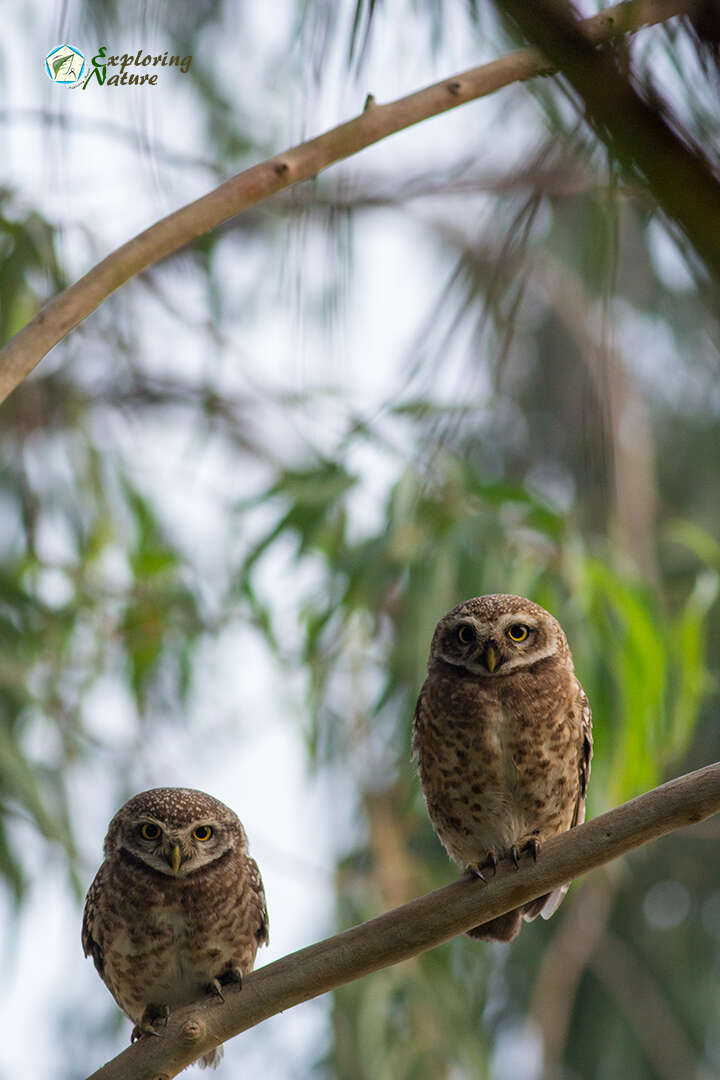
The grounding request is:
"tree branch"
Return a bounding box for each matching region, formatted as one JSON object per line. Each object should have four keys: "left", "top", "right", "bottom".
{"left": 85, "top": 761, "right": 720, "bottom": 1080}
{"left": 0, "top": 0, "right": 692, "bottom": 405}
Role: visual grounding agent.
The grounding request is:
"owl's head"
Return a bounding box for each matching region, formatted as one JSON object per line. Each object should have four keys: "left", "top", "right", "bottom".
{"left": 104, "top": 787, "right": 248, "bottom": 878}
{"left": 429, "top": 594, "right": 569, "bottom": 677}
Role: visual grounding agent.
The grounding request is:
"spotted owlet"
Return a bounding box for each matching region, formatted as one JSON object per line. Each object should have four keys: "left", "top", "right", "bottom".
{"left": 82, "top": 787, "right": 269, "bottom": 1068}
{"left": 412, "top": 594, "right": 592, "bottom": 942}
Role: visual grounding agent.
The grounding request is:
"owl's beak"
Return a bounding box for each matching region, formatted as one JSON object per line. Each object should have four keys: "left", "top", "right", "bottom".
{"left": 483, "top": 642, "right": 499, "bottom": 672}
{"left": 167, "top": 842, "right": 183, "bottom": 873}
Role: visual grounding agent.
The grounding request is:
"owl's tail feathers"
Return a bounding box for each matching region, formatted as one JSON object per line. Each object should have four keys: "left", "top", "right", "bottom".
{"left": 523, "top": 883, "right": 569, "bottom": 922}
{"left": 198, "top": 1044, "right": 224, "bottom": 1069}
{"left": 466, "top": 908, "right": 523, "bottom": 942}
{"left": 468, "top": 884, "right": 570, "bottom": 941}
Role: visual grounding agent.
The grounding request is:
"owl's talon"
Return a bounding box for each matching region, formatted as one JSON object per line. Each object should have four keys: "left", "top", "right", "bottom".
{"left": 220, "top": 967, "right": 244, "bottom": 989}
{"left": 131, "top": 1004, "right": 169, "bottom": 1042}
{"left": 467, "top": 863, "right": 487, "bottom": 882}
{"left": 207, "top": 977, "right": 225, "bottom": 1002}
{"left": 510, "top": 836, "right": 541, "bottom": 865}
{"left": 467, "top": 849, "right": 500, "bottom": 882}
{"left": 131, "top": 1025, "right": 160, "bottom": 1041}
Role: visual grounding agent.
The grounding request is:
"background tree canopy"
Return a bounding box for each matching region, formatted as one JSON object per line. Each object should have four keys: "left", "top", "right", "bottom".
{"left": 2, "top": 1, "right": 720, "bottom": 1077}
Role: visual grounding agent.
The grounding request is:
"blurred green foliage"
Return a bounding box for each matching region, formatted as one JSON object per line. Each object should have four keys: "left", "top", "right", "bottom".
{"left": 239, "top": 454, "right": 716, "bottom": 809}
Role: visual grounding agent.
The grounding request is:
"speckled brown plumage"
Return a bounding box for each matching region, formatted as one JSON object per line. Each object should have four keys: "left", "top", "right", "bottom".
{"left": 413, "top": 595, "right": 592, "bottom": 942}
{"left": 82, "top": 788, "right": 268, "bottom": 1068}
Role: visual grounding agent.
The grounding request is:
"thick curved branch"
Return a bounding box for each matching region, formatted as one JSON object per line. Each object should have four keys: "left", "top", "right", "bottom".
{"left": 0, "top": 0, "right": 691, "bottom": 405}
{"left": 85, "top": 761, "right": 720, "bottom": 1080}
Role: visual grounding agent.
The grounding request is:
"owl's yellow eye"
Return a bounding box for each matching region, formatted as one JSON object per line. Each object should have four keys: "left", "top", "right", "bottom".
{"left": 140, "top": 822, "right": 161, "bottom": 841}
{"left": 457, "top": 624, "right": 475, "bottom": 645}
{"left": 506, "top": 624, "right": 529, "bottom": 643}
{"left": 192, "top": 825, "right": 213, "bottom": 842}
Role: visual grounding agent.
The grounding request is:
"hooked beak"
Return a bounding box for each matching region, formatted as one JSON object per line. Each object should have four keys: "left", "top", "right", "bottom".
{"left": 483, "top": 642, "right": 499, "bottom": 673}
{"left": 167, "top": 842, "right": 182, "bottom": 874}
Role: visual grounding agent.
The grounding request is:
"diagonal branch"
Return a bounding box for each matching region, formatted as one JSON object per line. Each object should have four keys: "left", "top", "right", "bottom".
{"left": 85, "top": 761, "right": 720, "bottom": 1080}
{"left": 0, "top": 0, "right": 692, "bottom": 405}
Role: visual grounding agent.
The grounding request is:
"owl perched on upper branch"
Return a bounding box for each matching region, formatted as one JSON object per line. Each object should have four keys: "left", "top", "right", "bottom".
{"left": 82, "top": 787, "right": 268, "bottom": 1068}
{"left": 412, "top": 594, "right": 592, "bottom": 942}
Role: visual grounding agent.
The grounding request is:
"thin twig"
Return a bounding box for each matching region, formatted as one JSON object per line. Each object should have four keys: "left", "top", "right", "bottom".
{"left": 0, "top": 0, "right": 692, "bottom": 405}
{"left": 85, "top": 761, "right": 720, "bottom": 1080}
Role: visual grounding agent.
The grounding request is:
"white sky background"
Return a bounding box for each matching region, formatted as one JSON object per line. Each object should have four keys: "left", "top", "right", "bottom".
{"left": 0, "top": 1, "right": 697, "bottom": 1078}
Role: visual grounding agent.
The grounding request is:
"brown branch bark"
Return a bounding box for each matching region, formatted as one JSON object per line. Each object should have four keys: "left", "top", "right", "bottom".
{"left": 0, "top": 0, "right": 692, "bottom": 406}
{"left": 84, "top": 761, "right": 720, "bottom": 1080}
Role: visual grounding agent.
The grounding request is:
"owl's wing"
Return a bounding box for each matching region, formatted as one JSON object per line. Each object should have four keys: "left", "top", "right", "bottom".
{"left": 247, "top": 857, "right": 270, "bottom": 948}
{"left": 571, "top": 684, "right": 593, "bottom": 829}
{"left": 81, "top": 864, "right": 106, "bottom": 976}
{"left": 528, "top": 681, "right": 593, "bottom": 923}
{"left": 410, "top": 682, "right": 427, "bottom": 760}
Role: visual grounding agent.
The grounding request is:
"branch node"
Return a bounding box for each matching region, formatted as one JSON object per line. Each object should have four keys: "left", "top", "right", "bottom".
{"left": 447, "top": 80, "right": 462, "bottom": 95}
{"left": 273, "top": 161, "right": 290, "bottom": 176}
{"left": 363, "top": 93, "right": 376, "bottom": 111}
{"left": 180, "top": 1018, "right": 206, "bottom": 1044}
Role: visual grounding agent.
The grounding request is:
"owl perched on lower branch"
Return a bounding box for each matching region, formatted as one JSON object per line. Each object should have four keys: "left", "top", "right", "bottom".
{"left": 82, "top": 788, "right": 268, "bottom": 1068}
{"left": 413, "top": 595, "right": 592, "bottom": 943}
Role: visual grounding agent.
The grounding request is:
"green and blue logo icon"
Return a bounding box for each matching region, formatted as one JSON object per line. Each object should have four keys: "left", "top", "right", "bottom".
{"left": 45, "top": 44, "right": 85, "bottom": 84}
{"left": 45, "top": 43, "right": 193, "bottom": 88}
